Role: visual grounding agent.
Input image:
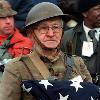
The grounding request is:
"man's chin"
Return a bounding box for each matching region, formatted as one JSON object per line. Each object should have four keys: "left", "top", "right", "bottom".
{"left": 43, "top": 47, "right": 56, "bottom": 51}
{"left": 3, "top": 31, "right": 12, "bottom": 35}
{"left": 40, "top": 42, "right": 60, "bottom": 50}
{"left": 43, "top": 45, "right": 58, "bottom": 50}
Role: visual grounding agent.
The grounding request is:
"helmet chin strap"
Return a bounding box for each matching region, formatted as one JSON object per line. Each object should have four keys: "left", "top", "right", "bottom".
{"left": 33, "top": 33, "right": 60, "bottom": 51}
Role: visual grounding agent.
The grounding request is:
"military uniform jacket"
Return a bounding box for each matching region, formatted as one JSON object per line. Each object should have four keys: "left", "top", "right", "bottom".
{"left": 0, "top": 50, "right": 92, "bottom": 100}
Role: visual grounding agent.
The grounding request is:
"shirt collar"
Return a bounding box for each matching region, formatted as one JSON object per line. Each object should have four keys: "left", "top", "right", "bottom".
{"left": 83, "top": 22, "right": 100, "bottom": 41}
{"left": 83, "top": 22, "right": 92, "bottom": 35}
{"left": 83, "top": 21, "right": 100, "bottom": 33}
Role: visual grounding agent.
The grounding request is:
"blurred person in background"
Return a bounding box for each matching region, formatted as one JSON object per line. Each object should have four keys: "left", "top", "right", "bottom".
{"left": 58, "top": 0, "right": 80, "bottom": 30}
{"left": 61, "top": 0, "right": 100, "bottom": 86}
{"left": 0, "top": 0, "right": 33, "bottom": 77}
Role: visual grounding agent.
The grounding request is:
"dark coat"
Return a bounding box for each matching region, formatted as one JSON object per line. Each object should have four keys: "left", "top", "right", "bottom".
{"left": 61, "top": 24, "right": 100, "bottom": 86}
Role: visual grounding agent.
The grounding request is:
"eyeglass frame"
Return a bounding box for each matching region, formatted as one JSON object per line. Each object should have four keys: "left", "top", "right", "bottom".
{"left": 33, "top": 22, "right": 63, "bottom": 34}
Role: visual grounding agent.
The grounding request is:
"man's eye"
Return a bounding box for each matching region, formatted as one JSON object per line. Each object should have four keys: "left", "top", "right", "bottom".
{"left": 40, "top": 26, "right": 48, "bottom": 30}
{"left": 53, "top": 26, "right": 59, "bottom": 29}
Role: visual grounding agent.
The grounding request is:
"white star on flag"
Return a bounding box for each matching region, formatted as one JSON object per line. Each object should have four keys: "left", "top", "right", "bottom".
{"left": 99, "top": 88, "right": 100, "bottom": 93}
{"left": 59, "top": 93, "right": 69, "bottom": 100}
{"left": 22, "top": 84, "right": 32, "bottom": 92}
{"left": 70, "top": 81, "right": 83, "bottom": 92}
{"left": 91, "top": 96, "right": 94, "bottom": 100}
{"left": 39, "top": 80, "right": 53, "bottom": 89}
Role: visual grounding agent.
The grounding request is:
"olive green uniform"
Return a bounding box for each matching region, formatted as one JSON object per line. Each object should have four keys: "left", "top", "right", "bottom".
{"left": 0, "top": 51, "right": 92, "bottom": 100}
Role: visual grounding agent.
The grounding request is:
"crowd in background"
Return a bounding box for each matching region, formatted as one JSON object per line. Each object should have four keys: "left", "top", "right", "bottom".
{"left": 0, "top": 0, "right": 100, "bottom": 100}
{"left": 6, "top": 0, "right": 79, "bottom": 32}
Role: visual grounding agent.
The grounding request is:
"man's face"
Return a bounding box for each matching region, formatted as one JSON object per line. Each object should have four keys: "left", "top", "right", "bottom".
{"left": 0, "top": 16, "right": 15, "bottom": 36}
{"left": 31, "top": 18, "right": 63, "bottom": 49}
{"left": 82, "top": 5, "right": 100, "bottom": 28}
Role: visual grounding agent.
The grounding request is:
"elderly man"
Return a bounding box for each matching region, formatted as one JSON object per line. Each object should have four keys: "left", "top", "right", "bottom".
{"left": 0, "top": 2, "right": 92, "bottom": 100}
{"left": 61, "top": 0, "right": 100, "bottom": 85}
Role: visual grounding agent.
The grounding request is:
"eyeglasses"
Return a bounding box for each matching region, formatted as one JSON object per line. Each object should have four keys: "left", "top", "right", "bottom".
{"left": 35, "top": 25, "right": 63, "bottom": 34}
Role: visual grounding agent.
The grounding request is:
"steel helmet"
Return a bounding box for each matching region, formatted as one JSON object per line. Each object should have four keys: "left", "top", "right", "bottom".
{"left": 25, "top": 2, "right": 72, "bottom": 28}
{"left": 0, "top": 0, "right": 17, "bottom": 17}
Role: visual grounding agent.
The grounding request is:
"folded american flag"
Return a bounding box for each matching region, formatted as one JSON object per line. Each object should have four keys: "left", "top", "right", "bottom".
{"left": 22, "top": 80, "right": 100, "bottom": 100}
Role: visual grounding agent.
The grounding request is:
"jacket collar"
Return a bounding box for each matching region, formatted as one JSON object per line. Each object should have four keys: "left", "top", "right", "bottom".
{"left": 74, "top": 23, "right": 87, "bottom": 41}
{"left": 74, "top": 23, "right": 85, "bottom": 34}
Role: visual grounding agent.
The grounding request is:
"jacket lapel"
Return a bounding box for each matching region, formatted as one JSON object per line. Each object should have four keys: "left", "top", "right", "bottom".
{"left": 73, "top": 24, "right": 87, "bottom": 56}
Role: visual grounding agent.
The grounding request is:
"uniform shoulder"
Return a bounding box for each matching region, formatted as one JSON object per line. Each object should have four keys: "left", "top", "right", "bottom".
{"left": 8, "top": 52, "right": 34, "bottom": 64}
{"left": 7, "top": 55, "right": 22, "bottom": 64}
{"left": 72, "top": 55, "right": 84, "bottom": 64}
{"left": 4, "top": 54, "right": 30, "bottom": 72}
{"left": 72, "top": 55, "right": 82, "bottom": 59}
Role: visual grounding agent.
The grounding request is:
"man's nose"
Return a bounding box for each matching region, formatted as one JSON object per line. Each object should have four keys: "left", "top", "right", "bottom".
{"left": 47, "top": 27, "right": 54, "bottom": 36}
{"left": 5, "top": 17, "right": 11, "bottom": 23}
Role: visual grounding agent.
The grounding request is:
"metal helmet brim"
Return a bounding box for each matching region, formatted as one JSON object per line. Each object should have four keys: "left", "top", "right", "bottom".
{"left": 24, "top": 2, "right": 73, "bottom": 29}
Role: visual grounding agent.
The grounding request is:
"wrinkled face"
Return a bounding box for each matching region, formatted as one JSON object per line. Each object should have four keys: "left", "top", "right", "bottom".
{"left": 82, "top": 5, "right": 100, "bottom": 28}
{"left": 30, "top": 17, "right": 63, "bottom": 49}
{"left": 0, "top": 16, "right": 15, "bottom": 36}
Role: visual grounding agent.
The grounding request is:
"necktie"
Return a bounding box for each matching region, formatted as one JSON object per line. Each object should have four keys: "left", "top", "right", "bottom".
{"left": 88, "top": 30, "right": 98, "bottom": 52}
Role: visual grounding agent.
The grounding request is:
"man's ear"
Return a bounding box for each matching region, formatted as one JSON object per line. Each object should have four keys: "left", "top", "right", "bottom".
{"left": 82, "top": 12, "right": 88, "bottom": 18}
{"left": 27, "top": 28, "right": 34, "bottom": 39}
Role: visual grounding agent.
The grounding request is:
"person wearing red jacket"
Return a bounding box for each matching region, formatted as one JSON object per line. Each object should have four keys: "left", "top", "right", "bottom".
{"left": 6, "top": 29, "right": 33, "bottom": 58}
{"left": 0, "top": 0, "right": 33, "bottom": 71}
